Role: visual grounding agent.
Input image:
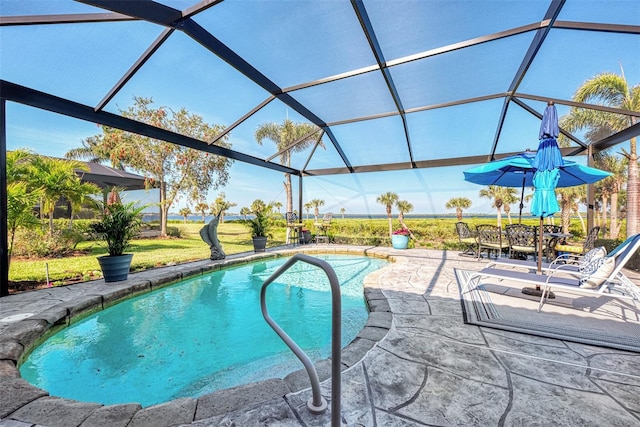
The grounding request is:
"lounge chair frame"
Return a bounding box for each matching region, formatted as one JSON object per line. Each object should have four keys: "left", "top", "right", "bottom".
{"left": 462, "top": 234, "right": 640, "bottom": 312}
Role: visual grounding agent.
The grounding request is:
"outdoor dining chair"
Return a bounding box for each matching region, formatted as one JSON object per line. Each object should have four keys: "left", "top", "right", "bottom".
{"left": 555, "top": 226, "right": 600, "bottom": 256}
{"left": 314, "top": 212, "right": 332, "bottom": 244}
{"left": 455, "top": 222, "right": 477, "bottom": 257}
{"left": 505, "top": 224, "right": 539, "bottom": 261}
{"left": 475, "top": 224, "right": 508, "bottom": 260}
{"left": 285, "top": 211, "right": 303, "bottom": 246}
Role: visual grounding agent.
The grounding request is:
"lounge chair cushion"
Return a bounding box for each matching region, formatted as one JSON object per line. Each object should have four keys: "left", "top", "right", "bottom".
{"left": 579, "top": 256, "right": 615, "bottom": 289}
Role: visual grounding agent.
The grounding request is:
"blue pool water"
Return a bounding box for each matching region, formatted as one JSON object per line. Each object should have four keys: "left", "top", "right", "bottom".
{"left": 20, "top": 255, "right": 387, "bottom": 407}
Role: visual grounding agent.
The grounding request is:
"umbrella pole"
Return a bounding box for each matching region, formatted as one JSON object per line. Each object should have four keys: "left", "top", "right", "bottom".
{"left": 518, "top": 173, "right": 526, "bottom": 224}
{"left": 522, "top": 216, "right": 555, "bottom": 299}
{"left": 537, "top": 216, "right": 543, "bottom": 276}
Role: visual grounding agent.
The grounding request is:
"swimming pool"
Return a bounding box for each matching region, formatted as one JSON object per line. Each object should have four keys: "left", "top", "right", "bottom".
{"left": 19, "top": 254, "right": 387, "bottom": 407}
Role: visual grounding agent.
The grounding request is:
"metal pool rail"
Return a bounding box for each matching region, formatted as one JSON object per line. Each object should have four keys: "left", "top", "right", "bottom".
{"left": 260, "top": 253, "right": 341, "bottom": 426}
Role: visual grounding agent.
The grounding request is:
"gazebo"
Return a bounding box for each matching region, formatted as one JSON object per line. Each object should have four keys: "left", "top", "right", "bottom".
{"left": 75, "top": 162, "right": 147, "bottom": 192}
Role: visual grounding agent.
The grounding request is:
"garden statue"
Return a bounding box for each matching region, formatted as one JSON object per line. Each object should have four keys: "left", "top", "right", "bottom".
{"left": 200, "top": 216, "right": 225, "bottom": 260}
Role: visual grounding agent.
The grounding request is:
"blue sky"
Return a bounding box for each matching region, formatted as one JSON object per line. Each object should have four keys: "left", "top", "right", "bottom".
{"left": 1, "top": 0, "right": 638, "bottom": 216}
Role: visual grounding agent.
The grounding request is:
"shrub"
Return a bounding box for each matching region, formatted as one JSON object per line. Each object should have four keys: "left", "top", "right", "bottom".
{"left": 166, "top": 226, "right": 182, "bottom": 238}
{"left": 12, "top": 227, "right": 86, "bottom": 258}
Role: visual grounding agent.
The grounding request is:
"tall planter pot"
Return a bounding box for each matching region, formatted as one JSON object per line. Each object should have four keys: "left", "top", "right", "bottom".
{"left": 97, "top": 254, "right": 134, "bottom": 282}
{"left": 391, "top": 234, "right": 409, "bottom": 250}
{"left": 252, "top": 237, "right": 267, "bottom": 253}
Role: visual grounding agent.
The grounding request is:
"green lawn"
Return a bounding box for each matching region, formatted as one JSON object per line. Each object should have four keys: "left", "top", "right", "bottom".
{"left": 8, "top": 216, "right": 605, "bottom": 286}
{"left": 9, "top": 222, "right": 284, "bottom": 284}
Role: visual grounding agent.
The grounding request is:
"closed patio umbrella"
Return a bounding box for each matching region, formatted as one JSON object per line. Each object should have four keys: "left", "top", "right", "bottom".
{"left": 531, "top": 102, "right": 563, "bottom": 217}
{"left": 533, "top": 101, "right": 563, "bottom": 171}
{"left": 531, "top": 102, "right": 566, "bottom": 275}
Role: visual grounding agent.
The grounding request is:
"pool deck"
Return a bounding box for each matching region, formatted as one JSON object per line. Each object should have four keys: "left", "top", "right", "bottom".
{"left": 1, "top": 245, "right": 639, "bottom": 427}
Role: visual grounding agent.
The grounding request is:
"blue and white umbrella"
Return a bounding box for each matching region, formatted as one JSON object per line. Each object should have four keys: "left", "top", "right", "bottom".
{"left": 531, "top": 102, "right": 564, "bottom": 218}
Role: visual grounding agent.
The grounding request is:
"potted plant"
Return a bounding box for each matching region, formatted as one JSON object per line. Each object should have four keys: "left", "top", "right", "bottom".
{"left": 246, "top": 206, "right": 273, "bottom": 252}
{"left": 90, "top": 200, "right": 145, "bottom": 282}
{"left": 391, "top": 227, "right": 410, "bottom": 249}
{"left": 300, "top": 227, "right": 312, "bottom": 244}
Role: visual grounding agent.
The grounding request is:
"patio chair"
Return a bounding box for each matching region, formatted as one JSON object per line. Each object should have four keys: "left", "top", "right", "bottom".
{"left": 555, "top": 226, "right": 600, "bottom": 256}
{"left": 455, "top": 222, "right": 477, "bottom": 257}
{"left": 463, "top": 234, "right": 640, "bottom": 312}
{"left": 285, "top": 211, "right": 302, "bottom": 245}
{"left": 536, "top": 224, "right": 563, "bottom": 234}
{"left": 314, "top": 212, "right": 332, "bottom": 244}
{"left": 505, "top": 224, "right": 539, "bottom": 261}
{"left": 475, "top": 224, "right": 508, "bottom": 260}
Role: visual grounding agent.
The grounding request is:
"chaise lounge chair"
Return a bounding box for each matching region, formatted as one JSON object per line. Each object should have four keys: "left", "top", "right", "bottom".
{"left": 486, "top": 245, "right": 608, "bottom": 274}
{"left": 462, "top": 234, "right": 640, "bottom": 312}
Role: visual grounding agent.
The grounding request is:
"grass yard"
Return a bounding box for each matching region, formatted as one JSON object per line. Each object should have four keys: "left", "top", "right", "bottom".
{"left": 9, "top": 216, "right": 610, "bottom": 290}
{"left": 9, "top": 222, "right": 275, "bottom": 285}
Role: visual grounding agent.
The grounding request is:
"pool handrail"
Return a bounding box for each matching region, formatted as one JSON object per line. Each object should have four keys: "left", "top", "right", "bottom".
{"left": 260, "top": 253, "right": 341, "bottom": 426}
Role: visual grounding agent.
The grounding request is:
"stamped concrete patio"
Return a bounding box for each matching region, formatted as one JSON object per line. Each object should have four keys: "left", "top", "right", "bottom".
{"left": 1, "top": 246, "right": 639, "bottom": 427}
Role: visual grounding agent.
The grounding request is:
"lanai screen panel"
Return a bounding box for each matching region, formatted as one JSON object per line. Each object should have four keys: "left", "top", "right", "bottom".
{"left": 0, "top": 0, "right": 638, "bottom": 174}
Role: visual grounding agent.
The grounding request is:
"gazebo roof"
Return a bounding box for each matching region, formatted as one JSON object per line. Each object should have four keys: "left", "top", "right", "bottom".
{"left": 75, "top": 162, "right": 147, "bottom": 191}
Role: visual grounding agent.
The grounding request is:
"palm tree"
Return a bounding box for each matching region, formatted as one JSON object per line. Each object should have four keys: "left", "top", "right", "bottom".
{"left": 28, "top": 156, "right": 93, "bottom": 235}
{"left": 445, "top": 197, "right": 472, "bottom": 221}
{"left": 500, "top": 189, "right": 519, "bottom": 225}
{"left": 396, "top": 200, "right": 413, "bottom": 223}
{"left": 563, "top": 70, "right": 639, "bottom": 237}
{"left": 6, "top": 182, "right": 41, "bottom": 267}
{"left": 309, "top": 199, "right": 325, "bottom": 220}
{"left": 340, "top": 207, "right": 346, "bottom": 219}
{"left": 272, "top": 201, "right": 283, "bottom": 215}
{"left": 479, "top": 186, "right": 509, "bottom": 228}
{"left": 377, "top": 192, "right": 399, "bottom": 238}
{"left": 6, "top": 150, "right": 41, "bottom": 269}
{"left": 597, "top": 154, "right": 626, "bottom": 238}
{"left": 251, "top": 199, "right": 267, "bottom": 213}
{"left": 396, "top": 200, "right": 415, "bottom": 239}
{"left": 63, "top": 179, "right": 100, "bottom": 228}
{"left": 557, "top": 186, "right": 585, "bottom": 234}
{"left": 594, "top": 175, "right": 611, "bottom": 235}
{"left": 178, "top": 207, "right": 191, "bottom": 223}
{"left": 210, "top": 192, "right": 236, "bottom": 222}
{"left": 304, "top": 202, "right": 312, "bottom": 220}
{"left": 255, "top": 120, "right": 322, "bottom": 214}
{"left": 239, "top": 206, "right": 251, "bottom": 220}
{"left": 195, "top": 202, "right": 209, "bottom": 223}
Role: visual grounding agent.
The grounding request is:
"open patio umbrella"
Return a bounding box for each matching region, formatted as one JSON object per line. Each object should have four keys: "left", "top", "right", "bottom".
{"left": 463, "top": 152, "right": 610, "bottom": 221}
{"left": 464, "top": 102, "right": 610, "bottom": 282}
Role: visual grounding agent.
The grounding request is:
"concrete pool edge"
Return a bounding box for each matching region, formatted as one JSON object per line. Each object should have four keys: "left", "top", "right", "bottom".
{"left": 0, "top": 245, "right": 399, "bottom": 427}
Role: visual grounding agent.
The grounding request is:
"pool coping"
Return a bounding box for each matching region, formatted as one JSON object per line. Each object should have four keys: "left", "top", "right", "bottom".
{"left": 0, "top": 245, "right": 399, "bottom": 427}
